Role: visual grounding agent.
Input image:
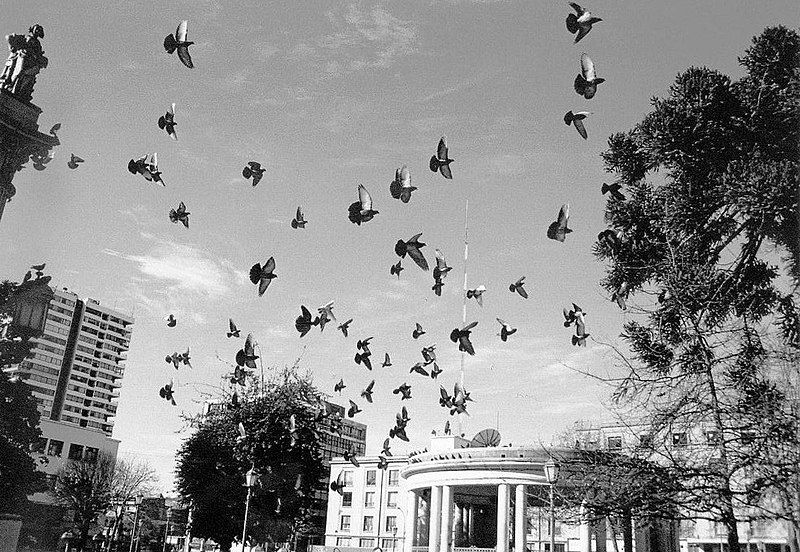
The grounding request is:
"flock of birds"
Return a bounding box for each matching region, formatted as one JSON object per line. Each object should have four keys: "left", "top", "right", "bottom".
{"left": 32, "top": 3, "right": 632, "bottom": 469}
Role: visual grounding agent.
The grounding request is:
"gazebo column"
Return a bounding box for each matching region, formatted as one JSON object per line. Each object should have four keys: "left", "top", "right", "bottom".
{"left": 515, "top": 485, "right": 527, "bottom": 552}
{"left": 467, "top": 505, "right": 474, "bottom": 545}
{"left": 440, "top": 485, "right": 453, "bottom": 552}
{"left": 404, "top": 490, "right": 419, "bottom": 552}
{"left": 429, "top": 486, "right": 442, "bottom": 552}
{"left": 595, "top": 517, "right": 607, "bottom": 552}
{"left": 497, "top": 483, "right": 510, "bottom": 552}
{"left": 579, "top": 501, "right": 591, "bottom": 552}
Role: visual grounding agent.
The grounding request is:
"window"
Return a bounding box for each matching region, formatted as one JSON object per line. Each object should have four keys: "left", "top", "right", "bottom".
{"left": 84, "top": 447, "right": 99, "bottom": 462}
{"left": 31, "top": 437, "right": 48, "bottom": 453}
{"left": 342, "top": 492, "right": 353, "bottom": 507}
{"left": 606, "top": 436, "right": 622, "bottom": 451}
{"left": 381, "top": 539, "right": 395, "bottom": 549}
{"left": 638, "top": 434, "right": 653, "bottom": 448}
{"left": 336, "top": 538, "right": 351, "bottom": 547}
{"left": 387, "top": 491, "right": 398, "bottom": 507}
{"left": 385, "top": 516, "right": 397, "bottom": 532}
{"left": 47, "top": 439, "right": 63, "bottom": 457}
{"left": 68, "top": 443, "right": 84, "bottom": 460}
{"left": 366, "top": 469, "right": 377, "bottom": 486}
{"left": 364, "top": 491, "right": 375, "bottom": 507}
{"left": 671, "top": 432, "right": 688, "bottom": 447}
{"left": 340, "top": 515, "right": 351, "bottom": 531}
{"left": 360, "top": 539, "right": 375, "bottom": 548}
{"left": 705, "top": 431, "right": 721, "bottom": 445}
{"left": 343, "top": 471, "right": 354, "bottom": 486}
{"left": 363, "top": 516, "right": 374, "bottom": 532}
{"left": 388, "top": 469, "right": 399, "bottom": 486}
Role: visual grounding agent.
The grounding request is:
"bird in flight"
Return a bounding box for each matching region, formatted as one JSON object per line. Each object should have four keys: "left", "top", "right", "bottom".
{"left": 509, "top": 277, "right": 528, "bottom": 299}
{"left": 32, "top": 150, "right": 54, "bottom": 171}
{"left": 347, "top": 400, "right": 362, "bottom": 418}
{"left": 330, "top": 471, "right": 346, "bottom": 495}
{"left": 393, "top": 383, "right": 412, "bottom": 400}
{"left": 429, "top": 136, "right": 454, "bottom": 179}
{"left": 382, "top": 438, "right": 392, "bottom": 456}
{"left": 164, "top": 20, "right": 194, "bottom": 68}
{"left": 421, "top": 345, "right": 436, "bottom": 364}
{"left": 466, "top": 285, "right": 486, "bottom": 307}
{"left": 249, "top": 257, "right": 276, "bottom": 296}
{"left": 601, "top": 182, "right": 626, "bottom": 201}
{"left": 395, "top": 233, "right": 429, "bottom": 271}
{"left": 295, "top": 305, "right": 319, "bottom": 338}
{"left": 235, "top": 334, "right": 258, "bottom": 369}
{"left": 343, "top": 445, "right": 360, "bottom": 467}
{"left": 564, "top": 110, "right": 590, "bottom": 140}
{"left": 429, "top": 362, "right": 442, "bottom": 379}
{"left": 158, "top": 103, "right": 178, "bottom": 140}
{"left": 169, "top": 201, "right": 190, "bottom": 228}
{"left": 391, "top": 261, "right": 403, "bottom": 278}
{"left": 410, "top": 363, "right": 429, "bottom": 377}
{"left": 497, "top": 318, "right": 517, "bottom": 342}
{"left": 381, "top": 353, "right": 392, "bottom": 368}
{"left": 291, "top": 206, "right": 307, "bottom": 228}
{"left": 547, "top": 204, "right": 572, "bottom": 242}
{"left": 128, "top": 153, "right": 165, "bottom": 186}
{"left": 67, "top": 154, "right": 84, "bottom": 170}
{"left": 165, "top": 314, "right": 177, "bottom": 327}
{"left": 361, "top": 380, "right": 375, "bottom": 403}
{"left": 334, "top": 378, "right": 346, "bottom": 394}
{"left": 337, "top": 319, "right": 353, "bottom": 337}
{"left": 242, "top": 162, "right": 265, "bottom": 187}
{"left": 348, "top": 184, "right": 379, "bottom": 225}
{"left": 433, "top": 249, "right": 452, "bottom": 280}
{"left": 450, "top": 321, "right": 478, "bottom": 356}
{"left": 390, "top": 165, "right": 417, "bottom": 203}
{"left": 574, "top": 53, "right": 605, "bottom": 99}
{"left": 566, "top": 2, "right": 602, "bottom": 43}
{"left": 159, "top": 380, "right": 176, "bottom": 406}
{"left": 412, "top": 323, "right": 425, "bottom": 340}
{"left": 227, "top": 319, "right": 240, "bottom": 338}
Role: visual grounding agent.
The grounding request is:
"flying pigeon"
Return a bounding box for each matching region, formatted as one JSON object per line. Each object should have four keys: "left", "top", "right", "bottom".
{"left": 242, "top": 162, "right": 265, "bottom": 186}
{"left": 432, "top": 276, "right": 444, "bottom": 297}
{"left": 291, "top": 206, "right": 307, "bottom": 228}
{"left": 158, "top": 103, "right": 178, "bottom": 140}
{"left": 377, "top": 455, "right": 389, "bottom": 470}
{"left": 295, "top": 306, "right": 319, "bottom": 337}
{"left": 165, "top": 352, "right": 181, "bottom": 370}
{"left": 395, "top": 233, "right": 429, "bottom": 271}
{"left": 348, "top": 184, "right": 379, "bottom": 225}
{"left": 444, "top": 420, "right": 451, "bottom": 435}
{"left": 412, "top": 323, "right": 425, "bottom": 339}
{"left": 354, "top": 350, "right": 373, "bottom": 371}
{"left": 597, "top": 229, "right": 622, "bottom": 252}
{"left": 509, "top": 277, "right": 528, "bottom": 299}
{"left": 390, "top": 261, "right": 403, "bottom": 278}
{"left": 347, "top": 400, "right": 362, "bottom": 418}
{"left": 381, "top": 353, "right": 392, "bottom": 367}
{"left": 390, "top": 425, "right": 409, "bottom": 442}
{"left": 382, "top": 438, "right": 392, "bottom": 456}
{"left": 230, "top": 365, "right": 247, "bottom": 386}
{"left": 337, "top": 319, "right": 353, "bottom": 337}
{"left": 165, "top": 314, "right": 177, "bottom": 327}
{"left": 249, "top": 257, "right": 276, "bottom": 296}
{"left": 393, "top": 383, "right": 412, "bottom": 400}
{"left": 429, "top": 362, "right": 442, "bottom": 379}
{"left": 164, "top": 20, "right": 194, "bottom": 69}
{"left": 179, "top": 347, "right": 191, "bottom": 368}
{"left": 421, "top": 345, "right": 436, "bottom": 364}
{"left": 564, "top": 110, "right": 590, "bottom": 140}
{"left": 612, "top": 282, "right": 629, "bottom": 310}
{"left": 429, "top": 136, "right": 454, "bottom": 179}
{"left": 329, "top": 411, "right": 343, "bottom": 435}
{"left": 361, "top": 380, "right": 375, "bottom": 403}
{"left": 566, "top": 2, "right": 602, "bottom": 43}
{"left": 49, "top": 123, "right": 61, "bottom": 138}
{"left": 343, "top": 445, "right": 360, "bottom": 467}
{"left": 451, "top": 381, "right": 472, "bottom": 415}
{"left": 159, "top": 380, "right": 176, "bottom": 405}
{"left": 410, "top": 363, "right": 429, "bottom": 377}
{"left": 318, "top": 301, "right": 336, "bottom": 324}
{"left": 330, "top": 472, "right": 346, "bottom": 495}
{"left": 497, "top": 318, "right": 517, "bottom": 342}
{"left": 389, "top": 165, "right": 417, "bottom": 203}
{"left": 334, "top": 378, "right": 346, "bottom": 393}
{"left": 168, "top": 201, "right": 190, "bottom": 228}
{"left": 572, "top": 331, "right": 590, "bottom": 347}
{"left": 547, "top": 204, "right": 572, "bottom": 242}
{"left": 227, "top": 318, "right": 240, "bottom": 338}
{"left": 357, "top": 337, "right": 373, "bottom": 355}
{"left": 466, "top": 285, "right": 486, "bottom": 307}
{"left": 433, "top": 249, "right": 452, "bottom": 280}
{"left": 235, "top": 333, "right": 259, "bottom": 369}
{"left": 601, "top": 182, "right": 626, "bottom": 201}
{"left": 439, "top": 386, "right": 454, "bottom": 408}
{"left": 67, "top": 154, "right": 84, "bottom": 170}
{"left": 450, "top": 321, "right": 478, "bottom": 355}
{"left": 32, "top": 150, "right": 54, "bottom": 171}
{"left": 574, "top": 53, "right": 605, "bottom": 99}
{"left": 128, "top": 153, "right": 165, "bottom": 185}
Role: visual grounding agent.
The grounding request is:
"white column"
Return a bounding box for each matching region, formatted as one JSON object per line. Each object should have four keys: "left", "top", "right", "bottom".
{"left": 579, "top": 501, "right": 591, "bottom": 552}
{"left": 594, "top": 517, "right": 607, "bottom": 552}
{"left": 515, "top": 485, "right": 527, "bottom": 552}
{"left": 440, "top": 485, "right": 453, "bottom": 552}
{"left": 429, "top": 486, "right": 442, "bottom": 552}
{"left": 467, "top": 505, "right": 474, "bottom": 545}
{"left": 497, "top": 484, "right": 510, "bottom": 552}
{"left": 404, "top": 490, "right": 418, "bottom": 552}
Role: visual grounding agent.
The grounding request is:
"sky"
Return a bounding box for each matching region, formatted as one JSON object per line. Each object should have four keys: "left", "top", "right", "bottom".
{"left": 2, "top": 0, "right": 795, "bottom": 494}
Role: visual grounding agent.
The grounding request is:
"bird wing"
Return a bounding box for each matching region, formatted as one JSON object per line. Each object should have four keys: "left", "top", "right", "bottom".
{"left": 296, "top": 206, "right": 303, "bottom": 221}
{"left": 178, "top": 45, "right": 193, "bottom": 69}
{"left": 229, "top": 318, "right": 237, "bottom": 333}
{"left": 439, "top": 163, "right": 453, "bottom": 179}
{"left": 176, "top": 20, "right": 189, "bottom": 42}
{"left": 358, "top": 184, "right": 373, "bottom": 210}
{"left": 263, "top": 256, "right": 276, "bottom": 274}
{"left": 463, "top": 320, "right": 479, "bottom": 331}
{"left": 580, "top": 53, "right": 595, "bottom": 81}
{"left": 170, "top": 103, "right": 176, "bottom": 117}
{"left": 435, "top": 249, "right": 448, "bottom": 270}
{"left": 399, "top": 165, "right": 411, "bottom": 187}
{"left": 249, "top": 263, "right": 263, "bottom": 284}
{"left": 569, "top": 2, "right": 585, "bottom": 15}
{"left": 558, "top": 204, "right": 570, "bottom": 230}
{"left": 406, "top": 245, "right": 429, "bottom": 271}
{"left": 575, "top": 25, "right": 591, "bottom": 43}
{"left": 573, "top": 117, "right": 588, "bottom": 139}
{"left": 437, "top": 137, "right": 448, "bottom": 160}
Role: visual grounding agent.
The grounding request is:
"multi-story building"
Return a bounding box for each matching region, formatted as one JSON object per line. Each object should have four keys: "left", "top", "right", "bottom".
{"left": 7, "top": 284, "right": 133, "bottom": 495}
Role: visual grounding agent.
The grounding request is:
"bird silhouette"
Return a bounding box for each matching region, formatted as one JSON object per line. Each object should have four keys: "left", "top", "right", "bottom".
{"left": 164, "top": 20, "right": 194, "bottom": 68}
{"left": 354, "top": 350, "right": 373, "bottom": 370}
{"left": 361, "top": 380, "right": 375, "bottom": 403}
{"left": 433, "top": 249, "right": 452, "bottom": 280}
{"left": 357, "top": 337, "right": 373, "bottom": 355}
{"left": 242, "top": 162, "right": 265, "bottom": 186}
{"left": 601, "top": 182, "right": 626, "bottom": 201}
{"left": 291, "top": 206, "right": 307, "bottom": 228}
{"left": 295, "top": 305, "right": 319, "bottom": 337}
{"left": 429, "top": 136, "right": 454, "bottom": 179}
{"left": 32, "top": 150, "right": 54, "bottom": 171}
{"left": 382, "top": 438, "right": 392, "bottom": 456}
{"left": 497, "top": 318, "right": 517, "bottom": 342}
{"left": 227, "top": 318, "right": 240, "bottom": 338}
{"left": 566, "top": 2, "right": 602, "bottom": 43}
{"left": 334, "top": 379, "right": 346, "bottom": 393}
{"left": 249, "top": 257, "right": 276, "bottom": 296}
{"left": 348, "top": 184, "right": 379, "bottom": 225}
{"left": 165, "top": 314, "right": 177, "bottom": 327}
{"left": 390, "top": 261, "right": 403, "bottom": 278}
{"left": 330, "top": 471, "right": 346, "bottom": 495}
{"left": 377, "top": 455, "right": 389, "bottom": 470}
{"left": 410, "top": 363, "right": 429, "bottom": 377}
{"left": 509, "top": 277, "right": 528, "bottom": 299}
{"left": 429, "top": 362, "right": 442, "bottom": 379}
{"left": 168, "top": 201, "right": 190, "bottom": 228}
{"left": 564, "top": 110, "right": 590, "bottom": 140}
{"left": 158, "top": 103, "right": 178, "bottom": 140}
{"left": 165, "top": 352, "right": 181, "bottom": 370}
{"left": 159, "top": 380, "right": 176, "bottom": 406}
{"left": 128, "top": 153, "right": 165, "bottom": 186}
{"left": 450, "top": 321, "right": 478, "bottom": 355}
{"left": 574, "top": 53, "right": 605, "bottom": 99}
{"left": 348, "top": 400, "right": 362, "bottom": 418}
{"left": 412, "top": 323, "right": 425, "bottom": 339}
{"left": 343, "top": 445, "right": 360, "bottom": 467}
{"left": 235, "top": 334, "right": 259, "bottom": 369}
{"left": 547, "top": 204, "right": 573, "bottom": 242}
{"left": 421, "top": 345, "right": 436, "bottom": 364}
{"left": 466, "top": 285, "right": 486, "bottom": 307}
{"left": 67, "top": 154, "right": 84, "bottom": 170}
{"left": 337, "top": 319, "right": 353, "bottom": 337}
{"left": 381, "top": 353, "right": 392, "bottom": 367}
{"left": 389, "top": 165, "right": 417, "bottom": 203}
{"left": 395, "top": 233, "right": 429, "bottom": 271}
{"left": 393, "top": 383, "right": 412, "bottom": 400}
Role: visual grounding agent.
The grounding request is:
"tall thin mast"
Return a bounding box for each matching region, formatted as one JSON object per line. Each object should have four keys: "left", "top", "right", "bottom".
{"left": 459, "top": 200, "right": 469, "bottom": 436}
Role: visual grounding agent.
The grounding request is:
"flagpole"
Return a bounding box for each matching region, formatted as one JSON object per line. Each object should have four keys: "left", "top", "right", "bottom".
{"left": 459, "top": 199, "right": 469, "bottom": 436}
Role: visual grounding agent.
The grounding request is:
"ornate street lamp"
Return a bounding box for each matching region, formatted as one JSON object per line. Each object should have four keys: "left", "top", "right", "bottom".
{"left": 544, "top": 460, "right": 560, "bottom": 552}
{"left": 129, "top": 494, "right": 144, "bottom": 552}
{"left": 242, "top": 466, "right": 259, "bottom": 551}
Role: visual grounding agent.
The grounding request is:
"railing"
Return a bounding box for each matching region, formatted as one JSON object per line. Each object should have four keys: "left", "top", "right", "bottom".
{"left": 453, "top": 548, "right": 496, "bottom": 552}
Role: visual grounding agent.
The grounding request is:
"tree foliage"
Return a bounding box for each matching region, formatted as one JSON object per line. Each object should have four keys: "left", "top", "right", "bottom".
{"left": 593, "top": 26, "right": 799, "bottom": 552}
{"left": 175, "top": 365, "right": 328, "bottom": 552}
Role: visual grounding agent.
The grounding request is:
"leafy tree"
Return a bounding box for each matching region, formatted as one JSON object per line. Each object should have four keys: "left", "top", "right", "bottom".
{"left": 175, "top": 364, "right": 328, "bottom": 552}
{"left": 593, "top": 26, "right": 799, "bottom": 552}
{"left": 0, "top": 279, "right": 46, "bottom": 514}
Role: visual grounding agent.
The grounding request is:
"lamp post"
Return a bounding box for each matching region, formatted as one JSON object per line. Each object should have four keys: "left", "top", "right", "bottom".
{"left": 242, "top": 467, "right": 259, "bottom": 552}
{"left": 392, "top": 525, "right": 398, "bottom": 552}
{"left": 544, "top": 460, "right": 560, "bottom": 552}
{"left": 129, "top": 494, "right": 144, "bottom": 552}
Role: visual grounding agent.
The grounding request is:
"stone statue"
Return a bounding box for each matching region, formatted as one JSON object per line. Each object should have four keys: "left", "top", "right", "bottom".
{"left": 0, "top": 25, "right": 48, "bottom": 103}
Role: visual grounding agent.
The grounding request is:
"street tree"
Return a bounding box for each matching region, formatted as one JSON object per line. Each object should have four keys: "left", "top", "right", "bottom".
{"left": 175, "top": 364, "right": 329, "bottom": 552}
{"left": 593, "top": 26, "right": 799, "bottom": 552}
{"left": 104, "top": 456, "right": 159, "bottom": 551}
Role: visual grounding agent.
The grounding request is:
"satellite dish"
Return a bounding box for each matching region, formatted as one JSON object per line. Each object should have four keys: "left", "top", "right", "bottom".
{"left": 470, "top": 428, "right": 501, "bottom": 447}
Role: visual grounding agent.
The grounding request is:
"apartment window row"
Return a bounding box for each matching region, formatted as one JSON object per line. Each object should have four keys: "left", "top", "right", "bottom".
{"left": 78, "top": 334, "right": 95, "bottom": 344}
{"left": 81, "top": 325, "right": 99, "bottom": 336}
{"left": 44, "top": 322, "right": 70, "bottom": 336}
{"left": 22, "top": 362, "right": 59, "bottom": 377}
{"left": 87, "top": 420, "right": 106, "bottom": 430}
{"left": 61, "top": 414, "right": 80, "bottom": 424}
{"left": 33, "top": 352, "right": 62, "bottom": 366}
{"left": 40, "top": 333, "right": 67, "bottom": 346}
{"left": 27, "top": 383, "right": 56, "bottom": 397}
{"left": 21, "top": 372, "right": 58, "bottom": 387}
{"left": 63, "top": 404, "right": 82, "bottom": 414}
{"left": 55, "top": 296, "right": 76, "bottom": 307}
{"left": 48, "top": 304, "right": 73, "bottom": 316}
{"left": 46, "top": 311, "right": 71, "bottom": 324}
{"left": 36, "top": 342, "right": 64, "bottom": 356}
{"left": 65, "top": 393, "right": 84, "bottom": 404}
{"left": 361, "top": 491, "right": 397, "bottom": 508}
{"left": 75, "top": 344, "right": 95, "bottom": 355}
